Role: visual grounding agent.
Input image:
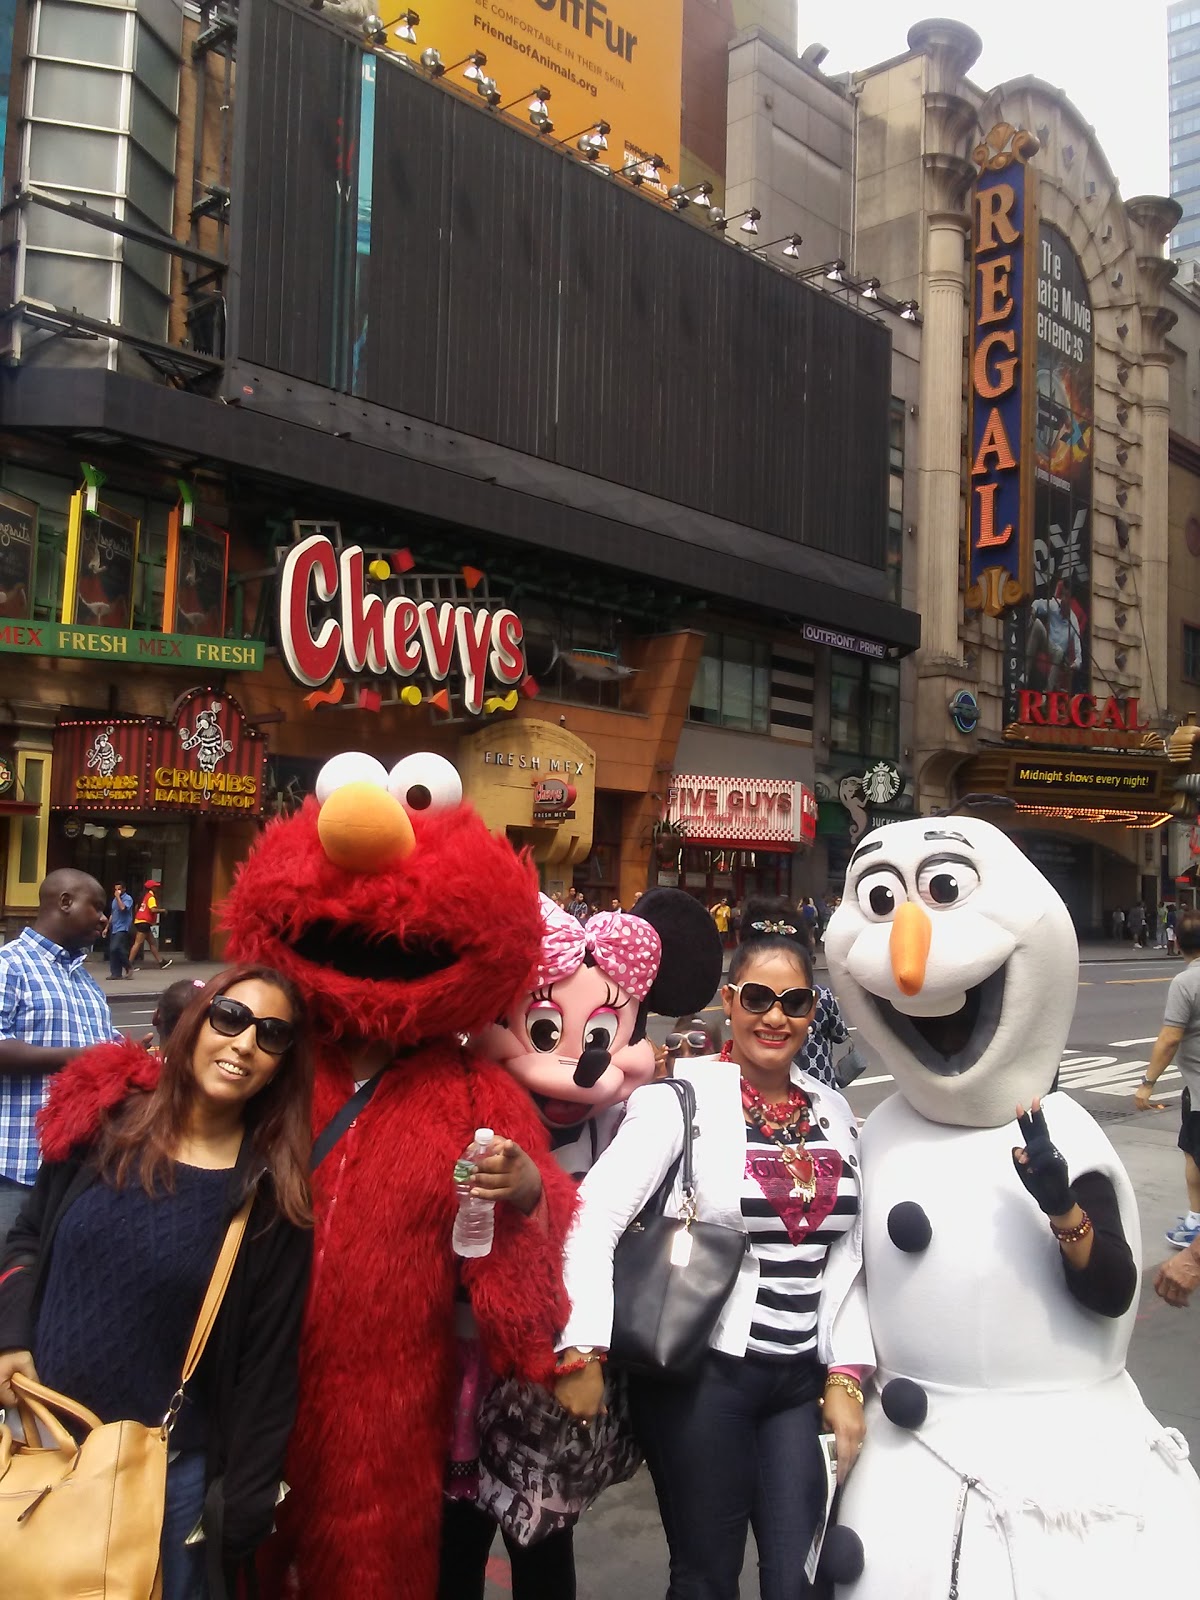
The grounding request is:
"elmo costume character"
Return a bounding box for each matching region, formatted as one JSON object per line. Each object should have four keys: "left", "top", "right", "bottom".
{"left": 223, "top": 750, "right": 575, "bottom": 1600}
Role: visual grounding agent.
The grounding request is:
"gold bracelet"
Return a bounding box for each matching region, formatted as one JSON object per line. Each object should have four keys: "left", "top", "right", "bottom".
{"left": 822, "top": 1373, "right": 864, "bottom": 1407}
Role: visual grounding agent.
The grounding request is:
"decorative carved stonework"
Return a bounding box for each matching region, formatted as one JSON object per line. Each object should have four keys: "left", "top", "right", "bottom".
{"left": 965, "top": 565, "right": 1024, "bottom": 618}
{"left": 972, "top": 123, "right": 1041, "bottom": 174}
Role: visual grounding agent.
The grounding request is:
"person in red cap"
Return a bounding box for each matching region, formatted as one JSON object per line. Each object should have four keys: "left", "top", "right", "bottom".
{"left": 127, "top": 879, "right": 172, "bottom": 973}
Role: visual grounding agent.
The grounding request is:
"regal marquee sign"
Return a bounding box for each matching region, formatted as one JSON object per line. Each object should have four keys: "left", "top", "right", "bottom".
{"left": 964, "top": 124, "right": 1039, "bottom": 619}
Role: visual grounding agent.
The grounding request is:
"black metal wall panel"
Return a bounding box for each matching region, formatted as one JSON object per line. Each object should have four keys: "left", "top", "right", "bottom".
{"left": 228, "top": 0, "right": 892, "bottom": 570}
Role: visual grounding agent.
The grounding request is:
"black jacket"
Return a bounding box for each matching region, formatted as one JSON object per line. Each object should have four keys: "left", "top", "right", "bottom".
{"left": 0, "top": 1133, "right": 312, "bottom": 1597}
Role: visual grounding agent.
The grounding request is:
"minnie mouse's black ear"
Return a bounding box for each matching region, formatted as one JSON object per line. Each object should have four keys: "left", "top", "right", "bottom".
{"left": 633, "top": 889, "right": 724, "bottom": 1017}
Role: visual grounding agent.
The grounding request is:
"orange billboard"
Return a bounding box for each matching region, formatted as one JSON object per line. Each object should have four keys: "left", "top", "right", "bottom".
{"left": 399, "top": 0, "right": 683, "bottom": 179}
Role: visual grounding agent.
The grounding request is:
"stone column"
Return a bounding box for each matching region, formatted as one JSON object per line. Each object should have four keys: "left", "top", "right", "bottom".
{"left": 1126, "top": 194, "right": 1182, "bottom": 726}
{"left": 916, "top": 206, "right": 971, "bottom": 665}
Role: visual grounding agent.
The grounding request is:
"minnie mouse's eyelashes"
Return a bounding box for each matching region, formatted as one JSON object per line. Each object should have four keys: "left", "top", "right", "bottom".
{"left": 387, "top": 753, "right": 463, "bottom": 816}
{"left": 314, "top": 752, "right": 389, "bottom": 805}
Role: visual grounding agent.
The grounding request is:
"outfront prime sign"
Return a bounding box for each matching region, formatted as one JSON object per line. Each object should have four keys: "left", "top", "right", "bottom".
{"left": 964, "top": 124, "right": 1038, "bottom": 619}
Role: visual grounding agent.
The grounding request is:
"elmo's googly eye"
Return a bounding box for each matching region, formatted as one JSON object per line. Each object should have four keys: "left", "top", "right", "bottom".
{"left": 387, "top": 753, "right": 463, "bottom": 816}
{"left": 315, "top": 752, "right": 390, "bottom": 805}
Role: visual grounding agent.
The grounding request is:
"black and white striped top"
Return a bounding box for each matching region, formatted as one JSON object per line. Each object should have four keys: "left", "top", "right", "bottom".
{"left": 740, "top": 1120, "right": 859, "bottom": 1358}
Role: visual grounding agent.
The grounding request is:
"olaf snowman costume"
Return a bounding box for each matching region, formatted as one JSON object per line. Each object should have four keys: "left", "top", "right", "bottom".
{"left": 823, "top": 817, "right": 1200, "bottom": 1600}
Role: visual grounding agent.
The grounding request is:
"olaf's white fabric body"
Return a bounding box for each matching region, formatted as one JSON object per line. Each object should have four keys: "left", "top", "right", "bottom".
{"left": 823, "top": 817, "right": 1200, "bottom": 1600}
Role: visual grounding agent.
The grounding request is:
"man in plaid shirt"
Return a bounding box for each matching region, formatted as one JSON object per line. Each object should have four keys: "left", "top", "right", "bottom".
{"left": 0, "top": 869, "right": 116, "bottom": 1240}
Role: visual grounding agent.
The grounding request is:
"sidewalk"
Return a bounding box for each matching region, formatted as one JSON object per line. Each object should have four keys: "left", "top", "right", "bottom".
{"left": 86, "top": 954, "right": 226, "bottom": 1003}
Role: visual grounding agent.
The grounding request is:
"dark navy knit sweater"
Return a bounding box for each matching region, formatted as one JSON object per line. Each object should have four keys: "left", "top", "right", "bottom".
{"left": 34, "top": 1164, "right": 228, "bottom": 1453}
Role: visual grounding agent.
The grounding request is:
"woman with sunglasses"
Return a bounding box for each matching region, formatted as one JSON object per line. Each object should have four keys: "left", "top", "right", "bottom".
{"left": 555, "top": 935, "right": 870, "bottom": 1600}
{"left": 0, "top": 965, "right": 314, "bottom": 1600}
{"left": 662, "top": 1015, "right": 720, "bottom": 1075}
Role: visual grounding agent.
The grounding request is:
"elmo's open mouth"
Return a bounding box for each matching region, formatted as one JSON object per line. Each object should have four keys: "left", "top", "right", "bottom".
{"left": 870, "top": 963, "right": 1006, "bottom": 1077}
{"left": 292, "top": 919, "right": 456, "bottom": 984}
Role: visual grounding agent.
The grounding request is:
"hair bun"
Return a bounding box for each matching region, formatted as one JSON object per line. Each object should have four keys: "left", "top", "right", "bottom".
{"left": 738, "top": 897, "right": 810, "bottom": 950}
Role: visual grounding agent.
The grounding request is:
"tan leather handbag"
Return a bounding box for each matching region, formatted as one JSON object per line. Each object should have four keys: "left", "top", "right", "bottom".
{"left": 0, "top": 1193, "right": 253, "bottom": 1600}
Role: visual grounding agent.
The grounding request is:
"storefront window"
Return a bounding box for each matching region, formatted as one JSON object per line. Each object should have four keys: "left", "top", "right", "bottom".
{"left": 17, "top": 758, "right": 44, "bottom": 883}
{"left": 689, "top": 634, "right": 770, "bottom": 732}
{"left": 574, "top": 790, "right": 624, "bottom": 908}
{"left": 830, "top": 658, "right": 901, "bottom": 759}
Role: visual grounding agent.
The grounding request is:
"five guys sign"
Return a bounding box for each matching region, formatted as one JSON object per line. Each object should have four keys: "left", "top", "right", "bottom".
{"left": 964, "top": 125, "right": 1039, "bottom": 619}
{"left": 276, "top": 533, "right": 526, "bottom": 715}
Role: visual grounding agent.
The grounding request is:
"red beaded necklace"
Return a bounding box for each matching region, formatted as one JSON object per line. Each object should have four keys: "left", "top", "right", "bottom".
{"left": 722, "top": 1043, "right": 817, "bottom": 1204}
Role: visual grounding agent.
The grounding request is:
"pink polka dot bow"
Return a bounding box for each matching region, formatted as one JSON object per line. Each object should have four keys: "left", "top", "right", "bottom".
{"left": 535, "top": 894, "right": 662, "bottom": 1001}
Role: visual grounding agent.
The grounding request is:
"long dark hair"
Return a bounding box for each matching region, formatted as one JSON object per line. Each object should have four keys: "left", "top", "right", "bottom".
{"left": 95, "top": 964, "right": 314, "bottom": 1227}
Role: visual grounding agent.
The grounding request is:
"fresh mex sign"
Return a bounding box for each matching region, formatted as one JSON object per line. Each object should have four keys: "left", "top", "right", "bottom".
{"left": 277, "top": 535, "right": 526, "bottom": 715}
{"left": 965, "top": 126, "right": 1038, "bottom": 619}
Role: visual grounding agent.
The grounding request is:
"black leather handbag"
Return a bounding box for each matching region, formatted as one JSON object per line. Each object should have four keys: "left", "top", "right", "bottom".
{"left": 609, "top": 1077, "right": 750, "bottom": 1380}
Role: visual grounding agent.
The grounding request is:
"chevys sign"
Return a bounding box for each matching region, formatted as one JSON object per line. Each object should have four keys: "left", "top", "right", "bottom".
{"left": 964, "top": 126, "right": 1038, "bottom": 619}
{"left": 277, "top": 535, "right": 526, "bottom": 715}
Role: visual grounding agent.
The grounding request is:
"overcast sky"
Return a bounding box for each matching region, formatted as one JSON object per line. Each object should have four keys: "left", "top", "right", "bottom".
{"left": 804, "top": 2, "right": 1171, "bottom": 201}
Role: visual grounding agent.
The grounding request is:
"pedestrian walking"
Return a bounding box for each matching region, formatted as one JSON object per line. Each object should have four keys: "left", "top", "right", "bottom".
{"left": 1112, "top": 907, "right": 1125, "bottom": 942}
{"left": 1127, "top": 903, "right": 1146, "bottom": 948}
{"left": 1159, "top": 902, "right": 1171, "bottom": 949}
{"left": 107, "top": 880, "right": 134, "bottom": 981}
{"left": 128, "top": 879, "right": 173, "bottom": 971}
{"left": 1168, "top": 902, "right": 1179, "bottom": 957}
{"left": 711, "top": 896, "right": 732, "bottom": 948}
{"left": 0, "top": 963, "right": 314, "bottom": 1597}
{"left": 0, "top": 871, "right": 119, "bottom": 1241}
{"left": 1136, "top": 908, "right": 1200, "bottom": 1247}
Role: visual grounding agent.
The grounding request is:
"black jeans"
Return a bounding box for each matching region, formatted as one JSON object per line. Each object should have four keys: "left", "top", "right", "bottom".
{"left": 629, "top": 1351, "right": 827, "bottom": 1600}
{"left": 437, "top": 1498, "right": 576, "bottom": 1600}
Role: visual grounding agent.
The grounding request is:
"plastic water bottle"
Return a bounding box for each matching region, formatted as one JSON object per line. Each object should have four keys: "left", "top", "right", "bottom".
{"left": 452, "top": 1127, "right": 496, "bottom": 1258}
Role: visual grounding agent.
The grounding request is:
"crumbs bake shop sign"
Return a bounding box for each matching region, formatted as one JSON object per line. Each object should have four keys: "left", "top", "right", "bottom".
{"left": 51, "top": 690, "right": 266, "bottom": 816}
{"left": 276, "top": 532, "right": 526, "bottom": 715}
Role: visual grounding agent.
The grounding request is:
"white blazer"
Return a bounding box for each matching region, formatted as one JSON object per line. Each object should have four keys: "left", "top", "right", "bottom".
{"left": 559, "top": 1059, "right": 875, "bottom": 1368}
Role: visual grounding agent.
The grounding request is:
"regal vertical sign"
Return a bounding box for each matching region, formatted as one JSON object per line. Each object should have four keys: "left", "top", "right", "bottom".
{"left": 964, "top": 125, "right": 1039, "bottom": 618}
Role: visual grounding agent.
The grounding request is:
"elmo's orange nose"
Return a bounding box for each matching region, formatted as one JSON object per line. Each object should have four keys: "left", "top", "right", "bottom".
{"left": 889, "top": 900, "right": 932, "bottom": 996}
{"left": 317, "top": 782, "right": 416, "bottom": 872}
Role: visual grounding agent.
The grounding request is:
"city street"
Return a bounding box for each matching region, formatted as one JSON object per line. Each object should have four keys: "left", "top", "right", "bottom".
{"left": 101, "top": 954, "right": 1200, "bottom": 1598}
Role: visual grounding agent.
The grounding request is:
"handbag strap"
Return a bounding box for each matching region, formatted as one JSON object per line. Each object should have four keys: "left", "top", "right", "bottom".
{"left": 636, "top": 1077, "right": 697, "bottom": 1221}
{"left": 311, "top": 1075, "right": 382, "bottom": 1172}
{"left": 179, "top": 1193, "right": 254, "bottom": 1389}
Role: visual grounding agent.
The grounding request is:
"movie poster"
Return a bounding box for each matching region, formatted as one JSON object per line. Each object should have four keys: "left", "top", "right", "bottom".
{"left": 1004, "top": 224, "right": 1095, "bottom": 723}
{"left": 0, "top": 489, "right": 37, "bottom": 619}
{"left": 62, "top": 494, "right": 140, "bottom": 630}
{"left": 164, "top": 512, "right": 229, "bottom": 637}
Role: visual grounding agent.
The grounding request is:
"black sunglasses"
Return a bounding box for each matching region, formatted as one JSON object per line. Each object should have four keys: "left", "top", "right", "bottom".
{"left": 207, "top": 996, "right": 294, "bottom": 1057}
{"left": 729, "top": 982, "right": 815, "bottom": 1018}
{"left": 665, "top": 1031, "right": 713, "bottom": 1052}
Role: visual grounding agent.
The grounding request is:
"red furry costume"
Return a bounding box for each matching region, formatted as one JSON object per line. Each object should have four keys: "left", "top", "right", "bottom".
{"left": 220, "top": 756, "right": 576, "bottom": 1600}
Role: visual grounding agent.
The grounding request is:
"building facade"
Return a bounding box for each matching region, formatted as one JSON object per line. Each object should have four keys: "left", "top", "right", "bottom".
{"left": 0, "top": 0, "right": 917, "bottom": 953}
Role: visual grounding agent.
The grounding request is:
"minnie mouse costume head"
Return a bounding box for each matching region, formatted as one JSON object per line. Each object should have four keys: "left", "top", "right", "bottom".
{"left": 487, "top": 887, "right": 723, "bottom": 1165}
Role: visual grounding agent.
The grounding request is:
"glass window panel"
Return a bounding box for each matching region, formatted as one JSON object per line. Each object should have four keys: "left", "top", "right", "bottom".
{"left": 889, "top": 471, "right": 903, "bottom": 513}
{"left": 689, "top": 638, "right": 722, "bottom": 724}
{"left": 33, "top": 61, "right": 123, "bottom": 127}
{"left": 36, "top": 0, "right": 127, "bottom": 66}
{"left": 720, "top": 656, "right": 754, "bottom": 730}
{"left": 120, "top": 266, "right": 168, "bottom": 340}
{"left": 1185, "top": 625, "right": 1200, "bottom": 681}
{"left": 134, "top": 22, "right": 179, "bottom": 111}
{"left": 27, "top": 123, "right": 120, "bottom": 190}
{"left": 130, "top": 83, "right": 175, "bottom": 168}
{"left": 24, "top": 250, "right": 115, "bottom": 317}
{"left": 123, "top": 230, "right": 171, "bottom": 293}
{"left": 24, "top": 193, "right": 118, "bottom": 256}
{"left": 829, "top": 664, "right": 862, "bottom": 754}
{"left": 127, "top": 143, "right": 173, "bottom": 230}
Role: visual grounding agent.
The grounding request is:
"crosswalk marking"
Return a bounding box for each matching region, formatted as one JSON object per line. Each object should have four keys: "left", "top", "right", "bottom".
{"left": 844, "top": 1049, "right": 1189, "bottom": 1101}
